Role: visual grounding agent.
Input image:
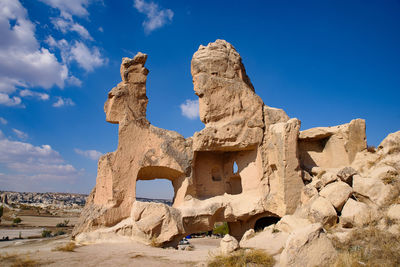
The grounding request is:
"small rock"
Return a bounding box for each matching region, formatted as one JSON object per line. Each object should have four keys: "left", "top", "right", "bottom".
{"left": 337, "top": 166, "right": 357, "bottom": 185}
{"left": 220, "top": 234, "right": 239, "bottom": 254}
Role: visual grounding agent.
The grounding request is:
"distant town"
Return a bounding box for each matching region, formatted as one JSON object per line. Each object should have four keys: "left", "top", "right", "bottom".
{"left": 0, "top": 191, "right": 172, "bottom": 207}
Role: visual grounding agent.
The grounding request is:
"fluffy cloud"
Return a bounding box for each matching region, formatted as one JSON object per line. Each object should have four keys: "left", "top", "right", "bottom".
{"left": 51, "top": 17, "right": 93, "bottom": 40}
{"left": 0, "top": 93, "right": 22, "bottom": 106}
{"left": 0, "top": 117, "right": 7, "bottom": 125}
{"left": 19, "top": 89, "right": 49, "bottom": 101}
{"left": 12, "top": 128, "right": 28, "bottom": 140}
{"left": 0, "top": 135, "right": 79, "bottom": 181}
{"left": 46, "top": 37, "right": 105, "bottom": 72}
{"left": 39, "top": 0, "right": 90, "bottom": 19}
{"left": 180, "top": 99, "right": 199, "bottom": 119}
{"left": 52, "top": 97, "right": 75, "bottom": 107}
{"left": 74, "top": 148, "right": 102, "bottom": 161}
{"left": 133, "top": 0, "right": 174, "bottom": 34}
{"left": 0, "top": 0, "right": 68, "bottom": 106}
{"left": 70, "top": 41, "right": 105, "bottom": 71}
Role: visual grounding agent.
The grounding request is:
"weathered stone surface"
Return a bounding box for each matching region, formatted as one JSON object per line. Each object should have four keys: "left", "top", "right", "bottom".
{"left": 220, "top": 234, "right": 239, "bottom": 254}
{"left": 320, "top": 171, "right": 338, "bottom": 187}
{"left": 299, "top": 119, "right": 367, "bottom": 169}
{"left": 262, "top": 118, "right": 304, "bottom": 216}
{"left": 337, "top": 166, "right": 357, "bottom": 184}
{"left": 192, "top": 40, "right": 264, "bottom": 151}
{"left": 387, "top": 204, "right": 400, "bottom": 221}
{"left": 340, "top": 198, "right": 373, "bottom": 227}
{"left": 280, "top": 223, "right": 337, "bottom": 267}
{"left": 352, "top": 175, "right": 391, "bottom": 206}
{"left": 74, "top": 39, "right": 400, "bottom": 253}
{"left": 240, "top": 227, "right": 289, "bottom": 255}
{"left": 300, "top": 184, "right": 318, "bottom": 205}
{"left": 319, "top": 181, "right": 352, "bottom": 211}
{"left": 239, "top": 229, "right": 255, "bottom": 247}
{"left": 309, "top": 197, "right": 337, "bottom": 228}
{"left": 276, "top": 215, "right": 312, "bottom": 233}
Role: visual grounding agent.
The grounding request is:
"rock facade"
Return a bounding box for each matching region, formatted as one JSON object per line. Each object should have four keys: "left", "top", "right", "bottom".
{"left": 73, "top": 39, "right": 400, "bottom": 252}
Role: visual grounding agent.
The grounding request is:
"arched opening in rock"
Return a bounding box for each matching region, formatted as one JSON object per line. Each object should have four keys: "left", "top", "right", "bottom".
{"left": 136, "top": 166, "right": 184, "bottom": 205}
{"left": 135, "top": 179, "right": 174, "bottom": 203}
{"left": 253, "top": 216, "right": 280, "bottom": 232}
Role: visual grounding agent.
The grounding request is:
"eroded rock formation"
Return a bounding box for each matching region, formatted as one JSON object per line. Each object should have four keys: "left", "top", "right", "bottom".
{"left": 73, "top": 40, "right": 400, "bottom": 251}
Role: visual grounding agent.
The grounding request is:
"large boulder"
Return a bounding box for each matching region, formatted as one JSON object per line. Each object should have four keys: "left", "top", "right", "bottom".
{"left": 276, "top": 215, "right": 312, "bottom": 233}
{"left": 309, "top": 197, "right": 337, "bottom": 228}
{"left": 319, "top": 181, "right": 353, "bottom": 211}
{"left": 280, "top": 223, "right": 337, "bottom": 267}
{"left": 240, "top": 226, "right": 289, "bottom": 255}
{"left": 340, "top": 199, "right": 375, "bottom": 227}
{"left": 352, "top": 175, "right": 391, "bottom": 206}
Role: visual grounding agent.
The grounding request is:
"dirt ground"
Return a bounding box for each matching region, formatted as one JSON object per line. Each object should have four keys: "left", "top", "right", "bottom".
{"left": 0, "top": 235, "right": 220, "bottom": 267}
{"left": 0, "top": 205, "right": 221, "bottom": 266}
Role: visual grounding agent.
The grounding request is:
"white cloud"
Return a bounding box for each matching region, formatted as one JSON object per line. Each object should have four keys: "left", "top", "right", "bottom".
{"left": 74, "top": 148, "right": 102, "bottom": 161}
{"left": 0, "top": 0, "right": 68, "bottom": 106}
{"left": 39, "top": 0, "right": 90, "bottom": 19}
{"left": 47, "top": 37, "right": 105, "bottom": 72}
{"left": 0, "top": 93, "right": 22, "bottom": 106}
{"left": 70, "top": 41, "right": 105, "bottom": 71}
{"left": 0, "top": 117, "right": 7, "bottom": 125}
{"left": 0, "top": 137, "right": 79, "bottom": 181}
{"left": 12, "top": 128, "right": 28, "bottom": 140}
{"left": 98, "top": 27, "right": 103, "bottom": 32}
{"left": 0, "top": 2, "right": 67, "bottom": 88}
{"left": 51, "top": 17, "right": 93, "bottom": 40}
{"left": 67, "top": 76, "right": 82, "bottom": 87}
{"left": 19, "top": 89, "right": 49, "bottom": 101}
{"left": 133, "top": 0, "right": 174, "bottom": 34}
{"left": 52, "top": 97, "right": 75, "bottom": 107}
{"left": 180, "top": 99, "right": 199, "bottom": 119}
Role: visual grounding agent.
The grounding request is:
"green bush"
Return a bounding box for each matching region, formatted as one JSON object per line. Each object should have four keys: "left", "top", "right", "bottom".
{"left": 54, "top": 230, "right": 66, "bottom": 236}
{"left": 213, "top": 222, "right": 229, "bottom": 236}
{"left": 42, "top": 230, "right": 52, "bottom": 238}
{"left": 13, "top": 217, "right": 22, "bottom": 224}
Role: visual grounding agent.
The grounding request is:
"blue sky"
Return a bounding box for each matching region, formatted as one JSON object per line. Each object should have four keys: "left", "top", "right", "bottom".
{"left": 0, "top": 0, "right": 399, "bottom": 198}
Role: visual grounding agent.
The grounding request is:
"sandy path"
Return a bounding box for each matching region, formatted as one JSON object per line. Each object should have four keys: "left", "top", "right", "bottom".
{"left": 0, "top": 236, "right": 220, "bottom": 267}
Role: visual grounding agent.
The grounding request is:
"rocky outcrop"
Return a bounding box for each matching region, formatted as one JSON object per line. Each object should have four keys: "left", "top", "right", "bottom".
{"left": 74, "top": 39, "right": 400, "bottom": 261}
{"left": 299, "top": 119, "right": 367, "bottom": 169}
{"left": 279, "top": 223, "right": 337, "bottom": 267}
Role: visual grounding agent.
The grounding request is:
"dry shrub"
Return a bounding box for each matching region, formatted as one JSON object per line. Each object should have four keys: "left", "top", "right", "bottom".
{"left": 53, "top": 242, "right": 76, "bottom": 252}
{"left": 149, "top": 236, "right": 162, "bottom": 248}
{"left": 0, "top": 253, "right": 40, "bottom": 267}
{"left": 331, "top": 226, "right": 400, "bottom": 267}
{"left": 208, "top": 249, "right": 275, "bottom": 267}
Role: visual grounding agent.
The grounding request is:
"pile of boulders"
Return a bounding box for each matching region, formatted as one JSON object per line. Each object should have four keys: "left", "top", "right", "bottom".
{"left": 220, "top": 130, "right": 400, "bottom": 266}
